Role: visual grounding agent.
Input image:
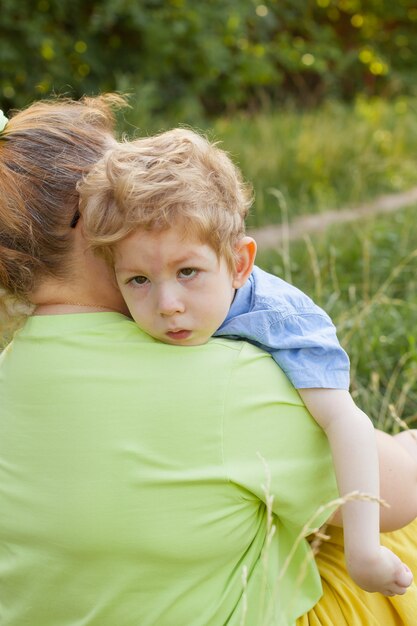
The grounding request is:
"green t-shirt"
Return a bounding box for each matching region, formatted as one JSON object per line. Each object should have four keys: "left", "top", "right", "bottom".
{"left": 0, "top": 313, "right": 337, "bottom": 626}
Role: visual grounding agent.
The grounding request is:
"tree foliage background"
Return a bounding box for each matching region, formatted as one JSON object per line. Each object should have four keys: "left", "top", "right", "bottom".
{"left": 1, "top": 0, "right": 417, "bottom": 121}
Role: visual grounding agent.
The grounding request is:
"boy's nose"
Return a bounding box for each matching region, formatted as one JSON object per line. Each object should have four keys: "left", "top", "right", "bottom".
{"left": 157, "top": 288, "right": 185, "bottom": 316}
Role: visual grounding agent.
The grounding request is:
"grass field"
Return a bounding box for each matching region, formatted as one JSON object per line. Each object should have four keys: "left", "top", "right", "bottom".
{"left": 256, "top": 203, "right": 417, "bottom": 430}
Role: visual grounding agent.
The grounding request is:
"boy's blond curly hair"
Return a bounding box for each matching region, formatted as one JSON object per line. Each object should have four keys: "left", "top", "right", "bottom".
{"left": 79, "top": 128, "right": 253, "bottom": 270}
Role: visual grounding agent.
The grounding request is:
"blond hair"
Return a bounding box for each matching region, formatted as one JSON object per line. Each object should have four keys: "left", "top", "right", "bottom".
{"left": 0, "top": 93, "right": 126, "bottom": 310}
{"left": 80, "top": 128, "right": 253, "bottom": 269}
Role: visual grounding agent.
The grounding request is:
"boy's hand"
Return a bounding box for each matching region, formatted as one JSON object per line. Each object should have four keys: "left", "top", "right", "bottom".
{"left": 347, "top": 545, "right": 413, "bottom": 596}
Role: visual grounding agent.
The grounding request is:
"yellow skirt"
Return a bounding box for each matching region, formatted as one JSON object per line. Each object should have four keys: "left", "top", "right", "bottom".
{"left": 297, "top": 518, "right": 417, "bottom": 625}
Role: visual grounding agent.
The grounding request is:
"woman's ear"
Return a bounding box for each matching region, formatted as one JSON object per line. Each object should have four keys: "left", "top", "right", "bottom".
{"left": 232, "top": 236, "right": 257, "bottom": 289}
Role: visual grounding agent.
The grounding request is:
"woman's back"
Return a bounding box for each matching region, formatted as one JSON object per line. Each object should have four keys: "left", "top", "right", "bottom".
{"left": 0, "top": 312, "right": 336, "bottom": 626}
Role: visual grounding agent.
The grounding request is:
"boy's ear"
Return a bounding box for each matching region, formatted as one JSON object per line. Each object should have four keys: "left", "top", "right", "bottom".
{"left": 232, "top": 236, "right": 257, "bottom": 289}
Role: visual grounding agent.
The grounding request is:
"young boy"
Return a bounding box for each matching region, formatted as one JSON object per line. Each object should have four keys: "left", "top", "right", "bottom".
{"left": 79, "top": 128, "right": 415, "bottom": 596}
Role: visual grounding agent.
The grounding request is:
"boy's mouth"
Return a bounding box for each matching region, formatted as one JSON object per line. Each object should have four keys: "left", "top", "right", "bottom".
{"left": 166, "top": 329, "right": 192, "bottom": 341}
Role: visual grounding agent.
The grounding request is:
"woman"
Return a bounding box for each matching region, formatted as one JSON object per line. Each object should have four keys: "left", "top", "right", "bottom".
{"left": 0, "top": 95, "right": 417, "bottom": 626}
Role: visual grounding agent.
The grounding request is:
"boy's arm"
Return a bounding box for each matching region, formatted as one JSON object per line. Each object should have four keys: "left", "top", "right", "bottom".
{"left": 299, "top": 388, "right": 412, "bottom": 595}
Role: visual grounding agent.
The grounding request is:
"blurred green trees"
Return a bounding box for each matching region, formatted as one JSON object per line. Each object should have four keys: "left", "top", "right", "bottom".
{"left": 1, "top": 0, "right": 417, "bottom": 119}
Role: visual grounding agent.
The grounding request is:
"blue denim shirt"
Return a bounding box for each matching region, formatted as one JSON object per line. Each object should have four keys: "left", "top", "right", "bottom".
{"left": 214, "top": 265, "right": 350, "bottom": 389}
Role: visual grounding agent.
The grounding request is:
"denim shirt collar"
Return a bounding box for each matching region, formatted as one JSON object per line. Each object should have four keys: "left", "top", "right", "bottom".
{"left": 222, "top": 272, "right": 254, "bottom": 324}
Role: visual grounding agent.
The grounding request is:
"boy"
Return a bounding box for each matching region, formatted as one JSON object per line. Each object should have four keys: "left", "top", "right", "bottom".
{"left": 79, "top": 128, "right": 415, "bottom": 595}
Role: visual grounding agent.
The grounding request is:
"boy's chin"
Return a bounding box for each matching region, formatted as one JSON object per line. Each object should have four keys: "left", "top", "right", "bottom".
{"left": 161, "top": 332, "right": 211, "bottom": 347}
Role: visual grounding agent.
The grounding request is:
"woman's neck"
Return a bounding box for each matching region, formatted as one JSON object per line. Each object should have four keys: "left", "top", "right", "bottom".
{"left": 30, "top": 277, "right": 129, "bottom": 317}
{"left": 29, "top": 234, "right": 130, "bottom": 316}
{"left": 32, "top": 302, "right": 126, "bottom": 316}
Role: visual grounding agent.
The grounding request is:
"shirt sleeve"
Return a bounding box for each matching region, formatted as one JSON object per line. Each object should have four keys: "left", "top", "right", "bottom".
{"left": 215, "top": 267, "right": 350, "bottom": 390}
{"left": 269, "top": 310, "right": 350, "bottom": 389}
{"left": 222, "top": 341, "right": 338, "bottom": 530}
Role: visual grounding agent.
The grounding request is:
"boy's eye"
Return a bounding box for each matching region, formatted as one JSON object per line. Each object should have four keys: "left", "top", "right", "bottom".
{"left": 129, "top": 275, "right": 149, "bottom": 286}
{"left": 178, "top": 267, "right": 197, "bottom": 279}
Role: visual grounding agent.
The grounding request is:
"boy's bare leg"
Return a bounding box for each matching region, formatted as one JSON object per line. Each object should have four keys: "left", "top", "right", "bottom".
{"left": 330, "top": 428, "right": 417, "bottom": 532}
{"left": 393, "top": 429, "right": 417, "bottom": 462}
{"left": 376, "top": 429, "right": 417, "bottom": 531}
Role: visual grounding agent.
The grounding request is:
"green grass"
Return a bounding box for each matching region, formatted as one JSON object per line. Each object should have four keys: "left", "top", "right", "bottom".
{"left": 256, "top": 204, "right": 417, "bottom": 430}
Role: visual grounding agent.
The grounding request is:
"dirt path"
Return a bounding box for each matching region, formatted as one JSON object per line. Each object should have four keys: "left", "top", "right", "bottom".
{"left": 248, "top": 186, "right": 417, "bottom": 250}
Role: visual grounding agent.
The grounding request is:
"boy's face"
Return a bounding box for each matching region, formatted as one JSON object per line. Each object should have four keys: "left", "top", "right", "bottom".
{"left": 113, "top": 225, "right": 251, "bottom": 346}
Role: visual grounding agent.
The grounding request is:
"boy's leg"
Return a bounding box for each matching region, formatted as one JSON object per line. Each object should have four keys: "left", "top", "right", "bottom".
{"left": 330, "top": 429, "right": 417, "bottom": 531}
{"left": 393, "top": 430, "right": 417, "bottom": 462}
{"left": 374, "top": 429, "right": 417, "bottom": 532}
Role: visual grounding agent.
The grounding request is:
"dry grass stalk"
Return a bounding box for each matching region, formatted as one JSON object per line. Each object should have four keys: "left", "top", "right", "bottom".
{"left": 256, "top": 453, "right": 277, "bottom": 626}
{"left": 389, "top": 404, "right": 417, "bottom": 442}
